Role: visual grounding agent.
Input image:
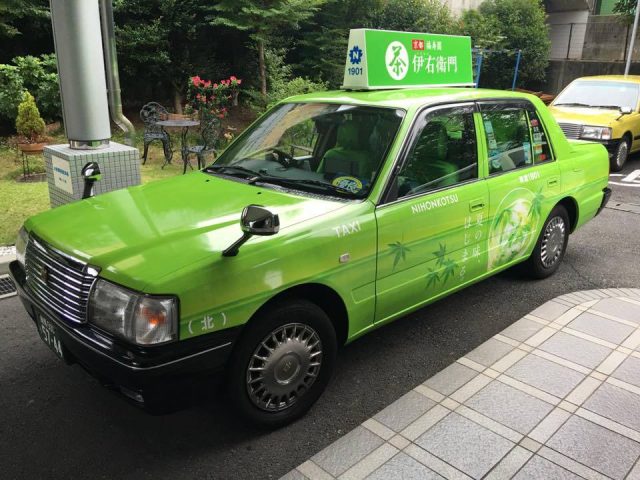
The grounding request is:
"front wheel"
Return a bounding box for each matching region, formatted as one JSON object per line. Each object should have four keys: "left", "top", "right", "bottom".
{"left": 611, "top": 137, "right": 630, "bottom": 172}
{"left": 524, "top": 205, "right": 570, "bottom": 279}
{"left": 227, "top": 299, "right": 337, "bottom": 428}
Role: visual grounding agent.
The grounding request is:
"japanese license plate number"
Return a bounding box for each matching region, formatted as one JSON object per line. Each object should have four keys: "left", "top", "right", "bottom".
{"left": 37, "top": 315, "right": 66, "bottom": 360}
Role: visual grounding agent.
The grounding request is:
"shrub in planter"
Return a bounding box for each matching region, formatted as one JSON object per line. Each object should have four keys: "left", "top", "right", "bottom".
{"left": 15, "top": 91, "right": 47, "bottom": 152}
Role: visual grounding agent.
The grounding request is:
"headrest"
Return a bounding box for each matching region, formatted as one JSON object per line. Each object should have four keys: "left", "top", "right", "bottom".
{"left": 336, "top": 122, "right": 362, "bottom": 150}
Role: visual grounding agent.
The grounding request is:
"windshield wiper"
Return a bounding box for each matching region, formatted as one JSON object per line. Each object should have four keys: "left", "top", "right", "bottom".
{"left": 252, "top": 176, "right": 358, "bottom": 197}
{"left": 554, "top": 102, "right": 592, "bottom": 107}
{"left": 203, "top": 164, "right": 261, "bottom": 180}
{"left": 591, "top": 105, "right": 623, "bottom": 110}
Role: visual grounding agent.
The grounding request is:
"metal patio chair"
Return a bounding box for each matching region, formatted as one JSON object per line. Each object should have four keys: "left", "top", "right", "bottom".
{"left": 140, "top": 102, "right": 172, "bottom": 164}
{"left": 183, "top": 115, "right": 223, "bottom": 173}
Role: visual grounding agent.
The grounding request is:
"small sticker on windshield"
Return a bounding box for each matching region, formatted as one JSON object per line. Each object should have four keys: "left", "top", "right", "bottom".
{"left": 332, "top": 176, "right": 363, "bottom": 193}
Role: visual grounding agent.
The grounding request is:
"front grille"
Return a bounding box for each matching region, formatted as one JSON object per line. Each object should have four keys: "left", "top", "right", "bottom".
{"left": 24, "top": 237, "right": 98, "bottom": 324}
{"left": 558, "top": 122, "right": 582, "bottom": 140}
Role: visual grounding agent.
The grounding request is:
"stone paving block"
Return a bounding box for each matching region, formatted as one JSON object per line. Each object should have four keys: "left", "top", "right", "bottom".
{"left": 547, "top": 415, "right": 640, "bottom": 479}
{"left": 592, "top": 298, "right": 640, "bottom": 324}
{"left": 627, "top": 460, "right": 640, "bottom": 480}
{"left": 501, "top": 318, "right": 545, "bottom": 343}
{"left": 280, "top": 469, "right": 310, "bottom": 480}
{"left": 612, "top": 355, "right": 640, "bottom": 388}
{"left": 583, "top": 382, "right": 640, "bottom": 432}
{"left": 373, "top": 390, "right": 436, "bottom": 432}
{"left": 415, "top": 412, "right": 514, "bottom": 479}
{"left": 365, "top": 452, "right": 444, "bottom": 480}
{"left": 539, "top": 331, "right": 612, "bottom": 369}
{"left": 567, "top": 312, "right": 635, "bottom": 345}
{"left": 423, "top": 362, "right": 478, "bottom": 396}
{"left": 512, "top": 455, "right": 582, "bottom": 480}
{"left": 505, "top": 353, "right": 585, "bottom": 398}
{"left": 528, "top": 407, "right": 571, "bottom": 444}
{"left": 530, "top": 301, "right": 572, "bottom": 321}
{"left": 466, "top": 338, "right": 514, "bottom": 367}
{"left": 341, "top": 443, "right": 398, "bottom": 480}
{"left": 484, "top": 445, "right": 532, "bottom": 479}
{"left": 465, "top": 380, "right": 554, "bottom": 434}
{"left": 311, "top": 426, "right": 384, "bottom": 477}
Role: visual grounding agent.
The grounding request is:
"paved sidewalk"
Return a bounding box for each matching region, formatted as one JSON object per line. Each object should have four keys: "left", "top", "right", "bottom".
{"left": 283, "top": 289, "right": 640, "bottom": 480}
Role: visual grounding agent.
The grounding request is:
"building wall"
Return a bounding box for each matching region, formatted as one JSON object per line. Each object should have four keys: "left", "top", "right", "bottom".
{"left": 545, "top": 59, "right": 640, "bottom": 94}
{"left": 548, "top": 10, "right": 590, "bottom": 59}
{"left": 443, "top": 0, "right": 484, "bottom": 16}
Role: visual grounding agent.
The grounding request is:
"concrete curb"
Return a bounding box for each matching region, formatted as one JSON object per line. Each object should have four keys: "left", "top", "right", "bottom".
{"left": 0, "top": 253, "right": 16, "bottom": 275}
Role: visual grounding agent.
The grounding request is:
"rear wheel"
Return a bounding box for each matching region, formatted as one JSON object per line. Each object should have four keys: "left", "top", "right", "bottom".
{"left": 227, "top": 299, "right": 337, "bottom": 428}
{"left": 611, "top": 137, "right": 630, "bottom": 172}
{"left": 525, "top": 205, "right": 569, "bottom": 279}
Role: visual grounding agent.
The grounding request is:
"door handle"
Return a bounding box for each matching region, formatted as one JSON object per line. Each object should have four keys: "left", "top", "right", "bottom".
{"left": 573, "top": 168, "right": 583, "bottom": 173}
{"left": 547, "top": 178, "right": 559, "bottom": 186}
{"left": 470, "top": 202, "right": 485, "bottom": 212}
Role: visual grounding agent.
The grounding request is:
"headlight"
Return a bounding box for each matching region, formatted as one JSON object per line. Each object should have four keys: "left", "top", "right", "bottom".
{"left": 15, "top": 226, "right": 29, "bottom": 266}
{"left": 581, "top": 126, "right": 612, "bottom": 141}
{"left": 88, "top": 279, "right": 178, "bottom": 345}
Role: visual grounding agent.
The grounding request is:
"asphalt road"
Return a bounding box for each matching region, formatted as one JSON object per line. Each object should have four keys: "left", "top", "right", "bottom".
{"left": 1, "top": 157, "right": 639, "bottom": 480}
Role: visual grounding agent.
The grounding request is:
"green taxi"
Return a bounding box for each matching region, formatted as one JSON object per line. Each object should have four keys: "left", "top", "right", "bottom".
{"left": 10, "top": 32, "right": 610, "bottom": 427}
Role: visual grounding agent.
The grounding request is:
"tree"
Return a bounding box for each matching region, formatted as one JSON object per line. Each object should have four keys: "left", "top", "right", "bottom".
{"left": 0, "top": 0, "right": 48, "bottom": 39}
{"left": 370, "top": 0, "right": 457, "bottom": 33}
{"left": 293, "top": 0, "right": 381, "bottom": 87}
{"left": 461, "top": 0, "right": 550, "bottom": 89}
{"left": 209, "top": 0, "right": 325, "bottom": 97}
{"left": 114, "top": 0, "right": 216, "bottom": 113}
{"left": 613, "top": 0, "right": 637, "bottom": 24}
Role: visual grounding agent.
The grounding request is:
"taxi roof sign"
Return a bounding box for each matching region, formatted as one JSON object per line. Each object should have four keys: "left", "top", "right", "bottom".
{"left": 342, "top": 29, "right": 474, "bottom": 90}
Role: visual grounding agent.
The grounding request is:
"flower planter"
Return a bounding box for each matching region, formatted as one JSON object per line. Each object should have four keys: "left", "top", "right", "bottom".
{"left": 18, "top": 142, "right": 47, "bottom": 154}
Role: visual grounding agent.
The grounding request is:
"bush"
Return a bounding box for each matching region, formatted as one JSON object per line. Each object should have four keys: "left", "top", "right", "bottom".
{"left": 0, "top": 64, "right": 24, "bottom": 125}
{"left": 0, "top": 53, "right": 60, "bottom": 129}
{"left": 16, "top": 91, "right": 46, "bottom": 142}
{"left": 266, "top": 77, "right": 327, "bottom": 109}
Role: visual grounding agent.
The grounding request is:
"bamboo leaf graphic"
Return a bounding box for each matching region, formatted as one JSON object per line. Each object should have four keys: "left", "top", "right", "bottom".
{"left": 389, "top": 241, "right": 411, "bottom": 270}
{"left": 433, "top": 243, "right": 447, "bottom": 267}
{"left": 442, "top": 258, "right": 458, "bottom": 283}
{"left": 426, "top": 268, "right": 440, "bottom": 289}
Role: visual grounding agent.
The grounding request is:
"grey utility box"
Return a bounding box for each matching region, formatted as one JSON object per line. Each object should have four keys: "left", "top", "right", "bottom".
{"left": 44, "top": 142, "right": 141, "bottom": 208}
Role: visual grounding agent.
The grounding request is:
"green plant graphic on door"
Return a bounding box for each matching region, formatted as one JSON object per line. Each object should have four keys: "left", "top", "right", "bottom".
{"left": 488, "top": 187, "right": 544, "bottom": 270}
{"left": 425, "top": 243, "right": 459, "bottom": 289}
{"left": 388, "top": 240, "right": 411, "bottom": 270}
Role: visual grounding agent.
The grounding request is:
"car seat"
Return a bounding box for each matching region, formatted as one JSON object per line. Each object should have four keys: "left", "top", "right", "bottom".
{"left": 399, "top": 121, "right": 458, "bottom": 196}
{"left": 318, "top": 122, "right": 372, "bottom": 178}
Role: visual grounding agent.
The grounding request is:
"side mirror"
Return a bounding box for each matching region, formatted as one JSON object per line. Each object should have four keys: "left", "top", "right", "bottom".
{"left": 81, "top": 162, "right": 101, "bottom": 199}
{"left": 620, "top": 106, "right": 633, "bottom": 115}
{"left": 222, "top": 205, "right": 279, "bottom": 257}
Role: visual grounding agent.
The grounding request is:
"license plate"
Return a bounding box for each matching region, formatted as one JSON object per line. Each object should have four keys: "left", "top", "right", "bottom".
{"left": 37, "top": 315, "right": 66, "bottom": 361}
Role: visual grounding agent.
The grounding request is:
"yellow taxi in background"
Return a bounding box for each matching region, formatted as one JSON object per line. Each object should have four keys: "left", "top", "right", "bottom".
{"left": 549, "top": 75, "right": 640, "bottom": 171}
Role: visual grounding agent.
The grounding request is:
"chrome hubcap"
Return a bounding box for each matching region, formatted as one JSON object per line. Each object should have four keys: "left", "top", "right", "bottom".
{"left": 246, "top": 323, "right": 322, "bottom": 412}
{"left": 541, "top": 216, "right": 566, "bottom": 268}
{"left": 617, "top": 141, "right": 629, "bottom": 168}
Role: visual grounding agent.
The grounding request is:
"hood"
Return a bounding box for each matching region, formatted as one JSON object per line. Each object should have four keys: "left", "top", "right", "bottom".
{"left": 548, "top": 105, "right": 620, "bottom": 127}
{"left": 26, "top": 173, "right": 349, "bottom": 290}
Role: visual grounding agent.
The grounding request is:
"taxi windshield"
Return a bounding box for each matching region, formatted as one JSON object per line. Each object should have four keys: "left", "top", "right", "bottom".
{"left": 207, "top": 103, "right": 405, "bottom": 198}
{"left": 554, "top": 80, "right": 640, "bottom": 110}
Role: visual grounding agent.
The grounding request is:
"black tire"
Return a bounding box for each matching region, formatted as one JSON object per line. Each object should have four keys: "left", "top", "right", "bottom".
{"left": 611, "top": 137, "right": 630, "bottom": 172}
{"left": 227, "top": 299, "right": 337, "bottom": 428}
{"left": 525, "top": 205, "right": 570, "bottom": 279}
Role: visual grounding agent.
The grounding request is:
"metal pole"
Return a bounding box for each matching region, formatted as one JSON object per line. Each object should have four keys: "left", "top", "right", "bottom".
{"left": 512, "top": 50, "right": 522, "bottom": 91}
{"left": 625, "top": 0, "right": 640, "bottom": 76}
{"left": 566, "top": 23, "right": 574, "bottom": 60}
{"left": 475, "top": 51, "right": 484, "bottom": 88}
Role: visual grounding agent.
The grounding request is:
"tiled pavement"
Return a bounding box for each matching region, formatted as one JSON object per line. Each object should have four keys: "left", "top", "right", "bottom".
{"left": 283, "top": 289, "right": 640, "bottom": 480}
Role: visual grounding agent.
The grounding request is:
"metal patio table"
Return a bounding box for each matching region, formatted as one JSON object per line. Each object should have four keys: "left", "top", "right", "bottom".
{"left": 154, "top": 119, "right": 200, "bottom": 168}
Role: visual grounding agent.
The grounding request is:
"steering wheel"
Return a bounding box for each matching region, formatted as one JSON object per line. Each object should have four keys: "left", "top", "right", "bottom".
{"left": 270, "top": 148, "right": 295, "bottom": 168}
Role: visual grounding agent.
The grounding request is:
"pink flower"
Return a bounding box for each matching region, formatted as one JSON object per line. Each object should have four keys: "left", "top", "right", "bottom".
{"left": 236, "top": 79, "right": 242, "bottom": 85}
{"left": 230, "top": 75, "right": 237, "bottom": 81}
{"left": 191, "top": 76, "right": 201, "bottom": 86}
{"left": 213, "top": 83, "right": 218, "bottom": 88}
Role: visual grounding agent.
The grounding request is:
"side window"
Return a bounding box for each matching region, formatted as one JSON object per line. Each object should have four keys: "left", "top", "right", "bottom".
{"left": 396, "top": 106, "right": 478, "bottom": 199}
{"left": 526, "top": 109, "right": 553, "bottom": 164}
{"left": 481, "top": 106, "right": 532, "bottom": 174}
{"left": 280, "top": 119, "right": 318, "bottom": 158}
